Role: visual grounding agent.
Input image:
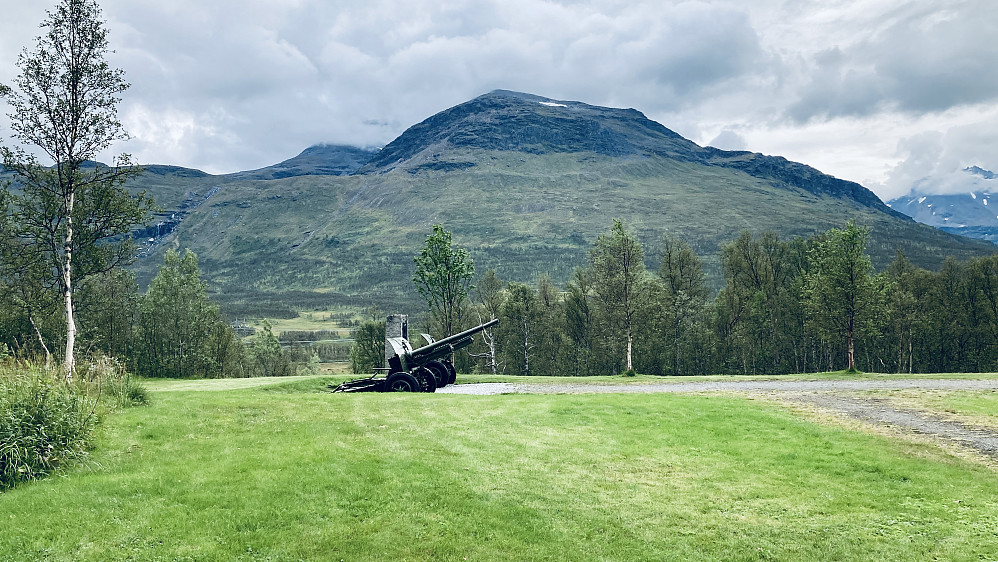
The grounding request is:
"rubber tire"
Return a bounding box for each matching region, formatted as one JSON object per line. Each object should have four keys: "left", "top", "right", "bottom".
{"left": 442, "top": 360, "right": 457, "bottom": 385}
{"left": 385, "top": 372, "right": 420, "bottom": 392}
{"left": 425, "top": 361, "right": 449, "bottom": 389}
{"left": 412, "top": 367, "right": 437, "bottom": 393}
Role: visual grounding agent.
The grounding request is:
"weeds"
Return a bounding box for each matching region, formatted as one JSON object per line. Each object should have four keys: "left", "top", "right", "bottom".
{"left": 0, "top": 356, "right": 148, "bottom": 490}
{"left": 0, "top": 367, "right": 97, "bottom": 490}
{"left": 76, "top": 354, "right": 148, "bottom": 408}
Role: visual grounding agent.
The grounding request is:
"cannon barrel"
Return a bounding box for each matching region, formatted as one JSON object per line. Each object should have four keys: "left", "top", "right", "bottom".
{"left": 408, "top": 318, "right": 498, "bottom": 357}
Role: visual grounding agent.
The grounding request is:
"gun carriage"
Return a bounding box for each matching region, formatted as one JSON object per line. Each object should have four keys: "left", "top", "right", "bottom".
{"left": 333, "top": 318, "right": 498, "bottom": 393}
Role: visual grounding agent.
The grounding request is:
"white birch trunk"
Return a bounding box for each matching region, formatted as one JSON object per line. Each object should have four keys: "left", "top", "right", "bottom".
{"left": 63, "top": 191, "right": 76, "bottom": 381}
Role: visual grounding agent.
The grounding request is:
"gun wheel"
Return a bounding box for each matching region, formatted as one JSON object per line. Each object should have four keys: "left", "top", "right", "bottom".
{"left": 412, "top": 367, "right": 437, "bottom": 393}
{"left": 385, "top": 372, "right": 420, "bottom": 392}
{"left": 426, "top": 361, "right": 450, "bottom": 389}
{"left": 442, "top": 360, "right": 457, "bottom": 385}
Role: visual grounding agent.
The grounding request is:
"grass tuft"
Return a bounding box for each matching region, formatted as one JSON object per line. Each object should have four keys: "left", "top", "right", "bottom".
{"left": 77, "top": 355, "right": 149, "bottom": 408}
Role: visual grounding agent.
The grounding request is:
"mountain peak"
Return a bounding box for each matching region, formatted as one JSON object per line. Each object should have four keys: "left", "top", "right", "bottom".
{"left": 357, "top": 90, "right": 694, "bottom": 174}
{"left": 966, "top": 165, "right": 997, "bottom": 180}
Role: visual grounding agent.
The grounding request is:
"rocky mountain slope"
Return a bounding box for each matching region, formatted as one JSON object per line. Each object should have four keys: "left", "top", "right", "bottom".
{"left": 231, "top": 144, "right": 378, "bottom": 180}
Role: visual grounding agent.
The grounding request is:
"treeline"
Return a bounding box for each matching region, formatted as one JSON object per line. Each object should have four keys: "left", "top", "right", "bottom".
{"left": 462, "top": 219, "right": 998, "bottom": 376}
{"left": 0, "top": 249, "right": 298, "bottom": 378}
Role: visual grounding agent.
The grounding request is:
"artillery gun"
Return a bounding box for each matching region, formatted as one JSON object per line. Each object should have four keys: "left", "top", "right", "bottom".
{"left": 333, "top": 318, "right": 498, "bottom": 393}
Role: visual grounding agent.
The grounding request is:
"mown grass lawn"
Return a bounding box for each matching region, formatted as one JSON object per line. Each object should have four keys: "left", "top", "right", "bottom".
{"left": 2, "top": 382, "right": 998, "bottom": 561}
{"left": 871, "top": 388, "right": 998, "bottom": 430}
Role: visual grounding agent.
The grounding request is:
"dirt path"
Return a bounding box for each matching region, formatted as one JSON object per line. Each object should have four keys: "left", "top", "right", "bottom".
{"left": 784, "top": 393, "right": 998, "bottom": 458}
{"left": 441, "top": 379, "right": 998, "bottom": 395}
{"left": 441, "top": 379, "right": 998, "bottom": 460}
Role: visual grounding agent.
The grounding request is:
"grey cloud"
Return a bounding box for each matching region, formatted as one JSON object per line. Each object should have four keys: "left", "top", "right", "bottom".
{"left": 788, "top": 2, "right": 998, "bottom": 122}
{"left": 4, "top": 0, "right": 996, "bottom": 200}
{"left": 708, "top": 129, "right": 747, "bottom": 151}
{"left": 880, "top": 116, "right": 998, "bottom": 198}
{"left": 96, "top": 0, "right": 770, "bottom": 172}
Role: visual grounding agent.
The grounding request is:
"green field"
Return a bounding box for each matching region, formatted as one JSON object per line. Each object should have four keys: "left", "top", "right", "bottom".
{"left": 2, "top": 377, "right": 998, "bottom": 561}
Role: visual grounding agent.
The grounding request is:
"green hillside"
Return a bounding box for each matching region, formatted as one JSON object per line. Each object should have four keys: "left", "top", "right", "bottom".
{"left": 123, "top": 91, "right": 995, "bottom": 316}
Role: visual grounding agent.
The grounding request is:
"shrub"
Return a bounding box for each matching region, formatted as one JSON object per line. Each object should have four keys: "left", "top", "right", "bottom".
{"left": 0, "top": 367, "right": 98, "bottom": 490}
{"left": 349, "top": 320, "right": 385, "bottom": 374}
{"left": 77, "top": 355, "right": 149, "bottom": 408}
{"left": 247, "top": 322, "right": 294, "bottom": 377}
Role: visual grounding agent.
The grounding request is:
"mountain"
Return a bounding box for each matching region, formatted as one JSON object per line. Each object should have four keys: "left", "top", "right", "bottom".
{"left": 887, "top": 166, "right": 998, "bottom": 243}
{"left": 359, "top": 90, "right": 899, "bottom": 216}
{"left": 230, "top": 144, "right": 378, "bottom": 180}
{"left": 121, "top": 90, "right": 995, "bottom": 317}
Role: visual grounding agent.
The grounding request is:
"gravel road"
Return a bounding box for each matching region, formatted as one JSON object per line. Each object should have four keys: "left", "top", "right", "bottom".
{"left": 439, "top": 379, "right": 998, "bottom": 460}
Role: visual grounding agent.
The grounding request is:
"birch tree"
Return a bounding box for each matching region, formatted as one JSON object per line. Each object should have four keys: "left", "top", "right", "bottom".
{"left": 1, "top": 0, "right": 150, "bottom": 379}
{"left": 803, "top": 220, "right": 879, "bottom": 372}
{"left": 589, "top": 219, "right": 646, "bottom": 372}
{"left": 412, "top": 224, "right": 475, "bottom": 337}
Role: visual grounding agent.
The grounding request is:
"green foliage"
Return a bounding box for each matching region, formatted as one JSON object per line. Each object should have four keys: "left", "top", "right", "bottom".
{"left": 656, "top": 234, "right": 710, "bottom": 375}
{"left": 468, "top": 269, "right": 505, "bottom": 374}
{"left": 715, "top": 231, "right": 810, "bottom": 374}
{"left": 589, "top": 219, "right": 648, "bottom": 371}
{"left": 498, "top": 282, "right": 540, "bottom": 375}
{"left": 532, "top": 274, "right": 567, "bottom": 376}
{"left": 413, "top": 224, "right": 476, "bottom": 336}
{"left": 349, "top": 318, "right": 385, "bottom": 374}
{"left": 0, "top": 366, "right": 97, "bottom": 490}
{"left": 803, "top": 221, "right": 879, "bottom": 370}
{"left": 562, "top": 267, "right": 603, "bottom": 376}
{"left": 75, "top": 268, "right": 139, "bottom": 359}
{"left": 136, "top": 249, "right": 247, "bottom": 378}
{"left": 76, "top": 354, "right": 147, "bottom": 408}
{"left": 247, "top": 321, "right": 293, "bottom": 377}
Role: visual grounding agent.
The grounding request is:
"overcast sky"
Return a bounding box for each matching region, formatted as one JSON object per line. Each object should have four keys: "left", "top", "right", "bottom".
{"left": 2, "top": 0, "right": 996, "bottom": 201}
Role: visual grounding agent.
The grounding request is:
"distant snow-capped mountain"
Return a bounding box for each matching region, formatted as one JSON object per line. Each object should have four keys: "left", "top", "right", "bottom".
{"left": 887, "top": 167, "right": 998, "bottom": 244}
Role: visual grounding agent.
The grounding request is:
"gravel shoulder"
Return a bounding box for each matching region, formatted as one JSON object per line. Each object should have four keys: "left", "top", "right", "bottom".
{"left": 441, "top": 379, "right": 998, "bottom": 461}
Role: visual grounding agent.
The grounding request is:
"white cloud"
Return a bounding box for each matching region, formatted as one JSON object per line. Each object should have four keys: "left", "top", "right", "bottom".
{"left": 707, "top": 129, "right": 747, "bottom": 151}
{"left": 876, "top": 107, "right": 998, "bottom": 198}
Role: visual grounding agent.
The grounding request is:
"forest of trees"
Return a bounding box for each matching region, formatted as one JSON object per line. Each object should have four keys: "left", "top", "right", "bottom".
{"left": 456, "top": 220, "right": 998, "bottom": 376}
{"left": 0, "top": 248, "right": 295, "bottom": 378}
{"left": 6, "top": 216, "right": 998, "bottom": 379}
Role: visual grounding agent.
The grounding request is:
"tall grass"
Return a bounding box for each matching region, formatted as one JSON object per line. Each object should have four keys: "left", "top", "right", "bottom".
{"left": 0, "top": 366, "right": 97, "bottom": 490}
{"left": 1, "top": 357, "right": 147, "bottom": 490}
{"left": 75, "top": 354, "right": 149, "bottom": 409}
